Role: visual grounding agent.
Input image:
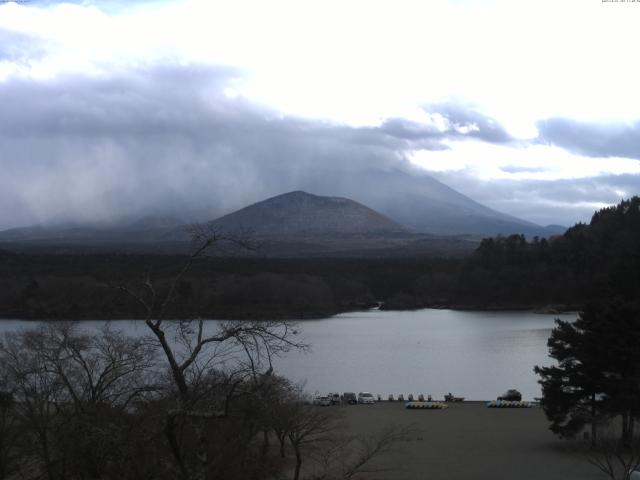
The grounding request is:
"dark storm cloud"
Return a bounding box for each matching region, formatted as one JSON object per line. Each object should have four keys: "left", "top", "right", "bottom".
{"left": 536, "top": 118, "right": 640, "bottom": 160}
{"left": 0, "top": 63, "right": 635, "bottom": 231}
{"left": 0, "top": 64, "right": 434, "bottom": 228}
{"left": 377, "top": 104, "right": 514, "bottom": 146}
{"left": 426, "top": 103, "right": 514, "bottom": 144}
{"left": 0, "top": 65, "right": 242, "bottom": 137}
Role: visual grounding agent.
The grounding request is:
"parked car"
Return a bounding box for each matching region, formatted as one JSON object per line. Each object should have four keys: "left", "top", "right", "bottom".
{"left": 343, "top": 392, "right": 357, "bottom": 404}
{"left": 328, "top": 393, "right": 341, "bottom": 405}
{"left": 313, "top": 396, "right": 331, "bottom": 406}
{"left": 630, "top": 466, "right": 640, "bottom": 480}
{"left": 497, "top": 389, "right": 522, "bottom": 401}
{"left": 358, "top": 392, "right": 375, "bottom": 404}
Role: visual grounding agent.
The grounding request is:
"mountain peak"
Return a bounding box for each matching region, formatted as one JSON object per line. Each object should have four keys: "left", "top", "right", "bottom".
{"left": 269, "top": 190, "right": 348, "bottom": 203}
{"left": 280, "top": 190, "right": 315, "bottom": 197}
{"left": 210, "top": 191, "right": 407, "bottom": 237}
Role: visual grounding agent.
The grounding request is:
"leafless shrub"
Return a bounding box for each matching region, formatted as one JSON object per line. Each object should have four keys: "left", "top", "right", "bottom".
{"left": 585, "top": 423, "right": 640, "bottom": 480}
{"left": 309, "top": 425, "right": 413, "bottom": 480}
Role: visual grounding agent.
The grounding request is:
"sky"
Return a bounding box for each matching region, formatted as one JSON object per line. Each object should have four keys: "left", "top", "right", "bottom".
{"left": 1, "top": 0, "right": 639, "bottom": 230}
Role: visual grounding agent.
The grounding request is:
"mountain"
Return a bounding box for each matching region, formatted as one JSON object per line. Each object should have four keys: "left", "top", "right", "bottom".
{"left": 0, "top": 192, "right": 480, "bottom": 257}
{"left": 197, "top": 191, "right": 470, "bottom": 256}
{"left": 304, "top": 170, "right": 563, "bottom": 236}
{"left": 208, "top": 191, "right": 408, "bottom": 238}
{"left": 0, "top": 216, "right": 183, "bottom": 244}
{"left": 0, "top": 175, "right": 566, "bottom": 256}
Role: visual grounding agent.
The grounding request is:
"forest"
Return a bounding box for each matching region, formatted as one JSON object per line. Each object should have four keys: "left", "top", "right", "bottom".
{"left": 1, "top": 197, "right": 639, "bottom": 320}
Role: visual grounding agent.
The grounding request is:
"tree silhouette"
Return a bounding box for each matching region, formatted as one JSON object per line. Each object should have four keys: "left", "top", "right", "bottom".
{"left": 535, "top": 300, "right": 640, "bottom": 446}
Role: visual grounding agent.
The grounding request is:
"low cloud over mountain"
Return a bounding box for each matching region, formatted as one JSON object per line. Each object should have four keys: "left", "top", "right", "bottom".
{"left": 0, "top": 63, "right": 635, "bottom": 232}
{"left": 2, "top": 1, "right": 640, "bottom": 232}
{"left": 0, "top": 64, "right": 530, "bottom": 230}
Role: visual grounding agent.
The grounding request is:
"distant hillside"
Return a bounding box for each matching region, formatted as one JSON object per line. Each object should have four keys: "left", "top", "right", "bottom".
{"left": 209, "top": 190, "right": 408, "bottom": 238}
{"left": 0, "top": 216, "right": 183, "bottom": 244}
{"left": 0, "top": 199, "right": 632, "bottom": 321}
{"left": 320, "top": 170, "right": 564, "bottom": 236}
{"left": 0, "top": 181, "right": 564, "bottom": 256}
{"left": 0, "top": 193, "right": 479, "bottom": 257}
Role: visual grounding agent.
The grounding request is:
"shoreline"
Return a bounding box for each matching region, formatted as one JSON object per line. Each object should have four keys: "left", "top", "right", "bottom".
{"left": 0, "top": 304, "right": 581, "bottom": 322}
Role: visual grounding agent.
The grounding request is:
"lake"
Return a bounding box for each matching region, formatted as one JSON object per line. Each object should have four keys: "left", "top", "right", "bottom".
{"left": 0, "top": 309, "right": 576, "bottom": 401}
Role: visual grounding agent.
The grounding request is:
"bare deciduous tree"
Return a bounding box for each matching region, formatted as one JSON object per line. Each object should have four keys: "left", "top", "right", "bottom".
{"left": 0, "top": 322, "right": 157, "bottom": 480}
{"left": 308, "top": 425, "right": 411, "bottom": 480}
{"left": 116, "top": 224, "right": 306, "bottom": 480}
{"left": 0, "top": 389, "right": 23, "bottom": 480}
{"left": 286, "top": 402, "right": 339, "bottom": 480}
{"left": 585, "top": 426, "right": 640, "bottom": 480}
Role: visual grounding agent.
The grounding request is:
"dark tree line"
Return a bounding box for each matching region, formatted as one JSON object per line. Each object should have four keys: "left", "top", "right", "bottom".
{"left": 0, "top": 254, "right": 453, "bottom": 320}
{"left": 2, "top": 197, "right": 640, "bottom": 319}
{"left": 450, "top": 197, "right": 640, "bottom": 309}
{"left": 525, "top": 199, "right": 640, "bottom": 479}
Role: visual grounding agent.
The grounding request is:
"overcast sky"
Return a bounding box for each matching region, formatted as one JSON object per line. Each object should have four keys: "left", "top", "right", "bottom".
{"left": 1, "top": 0, "right": 639, "bottom": 230}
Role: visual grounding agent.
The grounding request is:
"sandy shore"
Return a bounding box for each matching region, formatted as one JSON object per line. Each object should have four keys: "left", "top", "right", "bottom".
{"left": 331, "top": 401, "right": 604, "bottom": 480}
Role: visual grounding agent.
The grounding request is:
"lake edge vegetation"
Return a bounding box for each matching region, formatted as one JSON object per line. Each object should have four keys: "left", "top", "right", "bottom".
{"left": 1, "top": 196, "right": 639, "bottom": 320}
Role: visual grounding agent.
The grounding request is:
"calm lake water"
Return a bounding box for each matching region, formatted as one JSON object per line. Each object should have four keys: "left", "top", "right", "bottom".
{"left": 0, "top": 309, "right": 576, "bottom": 401}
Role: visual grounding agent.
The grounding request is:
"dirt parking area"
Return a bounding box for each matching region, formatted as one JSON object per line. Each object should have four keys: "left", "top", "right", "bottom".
{"left": 334, "top": 401, "right": 605, "bottom": 480}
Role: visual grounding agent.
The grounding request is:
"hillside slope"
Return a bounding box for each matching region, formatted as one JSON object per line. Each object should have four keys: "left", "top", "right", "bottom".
{"left": 209, "top": 190, "right": 409, "bottom": 238}
{"left": 320, "top": 170, "right": 562, "bottom": 236}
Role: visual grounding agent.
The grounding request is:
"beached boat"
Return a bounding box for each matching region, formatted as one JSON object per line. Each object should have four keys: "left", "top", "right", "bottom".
{"left": 444, "top": 394, "right": 465, "bottom": 402}
{"left": 406, "top": 401, "right": 448, "bottom": 409}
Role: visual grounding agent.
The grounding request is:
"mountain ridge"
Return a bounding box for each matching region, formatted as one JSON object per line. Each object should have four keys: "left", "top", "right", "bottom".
{"left": 0, "top": 185, "right": 566, "bottom": 256}
{"left": 325, "top": 170, "right": 561, "bottom": 236}
{"left": 208, "top": 190, "right": 409, "bottom": 238}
